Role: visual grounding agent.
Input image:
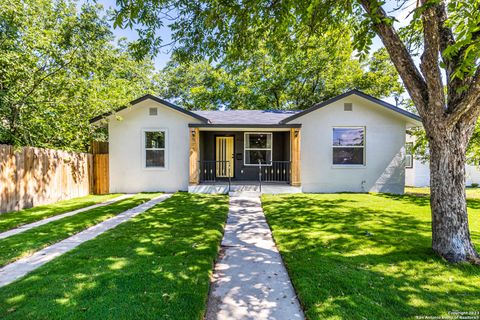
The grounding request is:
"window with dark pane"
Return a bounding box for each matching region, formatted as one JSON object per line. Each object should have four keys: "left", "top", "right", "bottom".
{"left": 332, "top": 127, "right": 365, "bottom": 165}
{"left": 246, "top": 134, "right": 271, "bottom": 149}
{"left": 245, "top": 150, "right": 272, "bottom": 165}
{"left": 333, "top": 147, "right": 364, "bottom": 165}
{"left": 145, "top": 131, "right": 165, "bottom": 167}
{"left": 146, "top": 150, "right": 165, "bottom": 167}
{"left": 244, "top": 133, "right": 272, "bottom": 165}
{"left": 145, "top": 131, "right": 165, "bottom": 149}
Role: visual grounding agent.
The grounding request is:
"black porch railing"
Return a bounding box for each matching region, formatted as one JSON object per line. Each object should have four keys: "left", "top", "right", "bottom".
{"left": 259, "top": 161, "right": 291, "bottom": 183}
{"left": 199, "top": 161, "right": 232, "bottom": 189}
{"left": 199, "top": 160, "right": 290, "bottom": 193}
{"left": 258, "top": 161, "right": 291, "bottom": 192}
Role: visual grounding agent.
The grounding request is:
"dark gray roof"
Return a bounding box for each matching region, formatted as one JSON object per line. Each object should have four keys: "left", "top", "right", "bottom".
{"left": 280, "top": 89, "right": 422, "bottom": 124}
{"left": 90, "top": 94, "right": 209, "bottom": 124}
{"left": 193, "top": 110, "right": 300, "bottom": 125}
{"left": 90, "top": 90, "right": 422, "bottom": 126}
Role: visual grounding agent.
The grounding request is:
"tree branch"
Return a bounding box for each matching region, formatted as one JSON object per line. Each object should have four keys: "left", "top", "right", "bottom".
{"left": 436, "top": 2, "right": 455, "bottom": 59}
{"left": 419, "top": 1, "right": 445, "bottom": 116}
{"left": 15, "top": 47, "right": 80, "bottom": 109}
{"left": 358, "top": 0, "right": 428, "bottom": 115}
{"left": 435, "top": 2, "right": 461, "bottom": 108}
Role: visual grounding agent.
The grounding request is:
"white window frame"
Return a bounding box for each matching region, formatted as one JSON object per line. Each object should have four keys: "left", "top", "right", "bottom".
{"left": 332, "top": 126, "right": 366, "bottom": 167}
{"left": 244, "top": 132, "right": 273, "bottom": 166}
{"left": 405, "top": 142, "right": 413, "bottom": 169}
{"left": 142, "top": 128, "right": 168, "bottom": 170}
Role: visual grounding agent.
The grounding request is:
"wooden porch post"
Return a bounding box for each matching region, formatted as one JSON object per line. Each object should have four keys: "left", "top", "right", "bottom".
{"left": 189, "top": 128, "right": 200, "bottom": 185}
{"left": 290, "top": 128, "right": 301, "bottom": 187}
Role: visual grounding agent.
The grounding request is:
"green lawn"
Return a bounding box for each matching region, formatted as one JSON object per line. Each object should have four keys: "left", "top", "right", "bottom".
{"left": 0, "top": 194, "right": 121, "bottom": 233}
{"left": 0, "top": 193, "right": 161, "bottom": 267}
{"left": 0, "top": 193, "right": 228, "bottom": 320}
{"left": 406, "top": 186, "right": 480, "bottom": 199}
{"left": 262, "top": 193, "right": 480, "bottom": 320}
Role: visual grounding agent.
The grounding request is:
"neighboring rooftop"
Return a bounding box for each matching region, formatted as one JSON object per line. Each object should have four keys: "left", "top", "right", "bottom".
{"left": 193, "top": 110, "right": 300, "bottom": 125}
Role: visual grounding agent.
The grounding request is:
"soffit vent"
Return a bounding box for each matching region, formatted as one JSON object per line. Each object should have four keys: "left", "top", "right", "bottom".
{"left": 149, "top": 107, "right": 158, "bottom": 116}
{"left": 344, "top": 103, "right": 353, "bottom": 111}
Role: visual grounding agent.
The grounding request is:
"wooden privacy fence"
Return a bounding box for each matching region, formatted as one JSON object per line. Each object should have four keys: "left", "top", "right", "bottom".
{"left": 0, "top": 143, "right": 109, "bottom": 213}
{"left": 91, "top": 141, "right": 109, "bottom": 195}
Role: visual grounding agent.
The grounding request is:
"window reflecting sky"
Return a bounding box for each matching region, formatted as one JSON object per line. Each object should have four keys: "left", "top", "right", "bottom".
{"left": 332, "top": 128, "right": 364, "bottom": 146}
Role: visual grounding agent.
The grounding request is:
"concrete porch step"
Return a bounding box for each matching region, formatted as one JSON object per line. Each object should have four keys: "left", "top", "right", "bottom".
{"left": 188, "top": 183, "right": 302, "bottom": 195}
{"left": 228, "top": 191, "right": 261, "bottom": 197}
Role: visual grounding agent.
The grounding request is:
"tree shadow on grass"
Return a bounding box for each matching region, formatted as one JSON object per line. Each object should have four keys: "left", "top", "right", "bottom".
{"left": 0, "top": 193, "right": 229, "bottom": 320}
{"left": 378, "top": 193, "right": 480, "bottom": 241}
{"left": 262, "top": 194, "right": 480, "bottom": 320}
{"left": 377, "top": 192, "right": 431, "bottom": 206}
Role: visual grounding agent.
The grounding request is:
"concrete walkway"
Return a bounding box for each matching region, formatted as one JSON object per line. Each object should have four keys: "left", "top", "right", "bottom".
{"left": 206, "top": 194, "right": 304, "bottom": 320}
{"left": 0, "top": 194, "right": 133, "bottom": 240}
{"left": 0, "top": 193, "right": 172, "bottom": 288}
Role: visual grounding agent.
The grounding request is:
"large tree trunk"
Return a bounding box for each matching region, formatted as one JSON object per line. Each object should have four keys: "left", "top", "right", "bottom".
{"left": 428, "top": 125, "right": 480, "bottom": 263}
{"left": 358, "top": 0, "right": 480, "bottom": 264}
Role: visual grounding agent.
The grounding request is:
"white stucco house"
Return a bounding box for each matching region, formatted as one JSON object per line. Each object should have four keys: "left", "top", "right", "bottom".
{"left": 90, "top": 89, "right": 422, "bottom": 194}
{"left": 405, "top": 135, "right": 480, "bottom": 187}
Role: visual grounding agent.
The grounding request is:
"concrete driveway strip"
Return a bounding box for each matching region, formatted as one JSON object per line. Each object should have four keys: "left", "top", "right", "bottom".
{"left": 0, "top": 193, "right": 172, "bottom": 288}
{"left": 206, "top": 194, "right": 305, "bottom": 320}
{"left": 0, "top": 194, "right": 134, "bottom": 240}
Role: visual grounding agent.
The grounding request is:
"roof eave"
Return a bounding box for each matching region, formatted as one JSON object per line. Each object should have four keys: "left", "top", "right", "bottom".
{"left": 280, "top": 89, "right": 422, "bottom": 124}
{"left": 89, "top": 94, "right": 210, "bottom": 124}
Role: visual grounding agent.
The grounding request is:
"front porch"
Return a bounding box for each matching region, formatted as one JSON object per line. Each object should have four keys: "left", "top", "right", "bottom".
{"left": 189, "top": 126, "right": 301, "bottom": 192}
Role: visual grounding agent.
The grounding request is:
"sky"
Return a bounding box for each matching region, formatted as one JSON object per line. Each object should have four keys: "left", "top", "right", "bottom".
{"left": 89, "top": 0, "right": 173, "bottom": 69}
{"left": 90, "top": 0, "right": 417, "bottom": 104}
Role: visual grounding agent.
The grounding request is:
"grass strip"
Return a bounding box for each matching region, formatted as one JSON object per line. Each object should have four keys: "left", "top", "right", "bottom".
{"left": 0, "top": 193, "right": 161, "bottom": 267}
{"left": 0, "top": 194, "right": 121, "bottom": 233}
{"left": 262, "top": 193, "right": 480, "bottom": 320}
{"left": 405, "top": 186, "right": 480, "bottom": 199}
{"left": 0, "top": 193, "right": 228, "bottom": 320}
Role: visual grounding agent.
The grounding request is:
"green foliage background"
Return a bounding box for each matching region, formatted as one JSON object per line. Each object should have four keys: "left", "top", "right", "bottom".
{"left": 0, "top": 0, "right": 157, "bottom": 152}
{"left": 158, "top": 35, "right": 404, "bottom": 110}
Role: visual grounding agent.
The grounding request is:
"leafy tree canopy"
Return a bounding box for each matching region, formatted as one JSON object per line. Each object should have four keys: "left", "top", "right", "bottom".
{"left": 114, "top": 0, "right": 479, "bottom": 85}
{"left": 0, "top": 0, "right": 157, "bottom": 151}
{"left": 158, "top": 31, "right": 404, "bottom": 110}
